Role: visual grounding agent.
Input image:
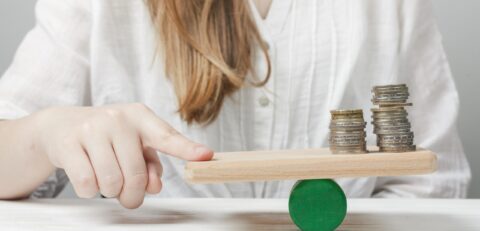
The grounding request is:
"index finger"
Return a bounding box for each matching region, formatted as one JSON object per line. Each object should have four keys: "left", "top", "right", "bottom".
{"left": 131, "top": 106, "right": 214, "bottom": 161}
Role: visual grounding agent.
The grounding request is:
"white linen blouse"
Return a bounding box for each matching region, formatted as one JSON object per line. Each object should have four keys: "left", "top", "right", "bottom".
{"left": 0, "top": 0, "right": 471, "bottom": 198}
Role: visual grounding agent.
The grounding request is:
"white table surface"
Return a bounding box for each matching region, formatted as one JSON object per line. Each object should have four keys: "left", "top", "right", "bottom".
{"left": 1, "top": 198, "right": 479, "bottom": 231}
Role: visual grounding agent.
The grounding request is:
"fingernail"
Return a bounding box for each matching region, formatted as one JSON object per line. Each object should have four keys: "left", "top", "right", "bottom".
{"left": 195, "top": 146, "right": 212, "bottom": 156}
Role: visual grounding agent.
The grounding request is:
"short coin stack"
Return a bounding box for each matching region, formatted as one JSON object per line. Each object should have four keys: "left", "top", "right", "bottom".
{"left": 329, "top": 109, "right": 367, "bottom": 154}
{"left": 371, "top": 84, "right": 416, "bottom": 152}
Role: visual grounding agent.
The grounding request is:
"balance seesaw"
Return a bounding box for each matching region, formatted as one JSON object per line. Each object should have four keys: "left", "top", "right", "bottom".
{"left": 184, "top": 147, "right": 437, "bottom": 231}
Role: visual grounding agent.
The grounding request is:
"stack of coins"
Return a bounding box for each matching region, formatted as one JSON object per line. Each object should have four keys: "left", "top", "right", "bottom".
{"left": 371, "top": 84, "right": 416, "bottom": 152}
{"left": 329, "top": 109, "right": 367, "bottom": 154}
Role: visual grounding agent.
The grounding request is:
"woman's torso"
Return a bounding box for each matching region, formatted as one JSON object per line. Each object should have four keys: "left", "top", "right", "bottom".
{"left": 82, "top": 0, "right": 430, "bottom": 198}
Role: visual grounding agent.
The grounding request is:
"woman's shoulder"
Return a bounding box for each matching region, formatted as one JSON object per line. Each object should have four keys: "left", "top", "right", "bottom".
{"left": 37, "top": 0, "right": 150, "bottom": 25}
{"left": 93, "top": 0, "right": 150, "bottom": 20}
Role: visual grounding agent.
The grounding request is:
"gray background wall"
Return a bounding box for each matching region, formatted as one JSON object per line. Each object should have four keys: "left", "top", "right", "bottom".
{"left": 0, "top": 1, "right": 479, "bottom": 198}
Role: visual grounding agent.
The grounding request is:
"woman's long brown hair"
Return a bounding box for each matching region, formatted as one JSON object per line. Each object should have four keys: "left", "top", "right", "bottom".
{"left": 147, "top": 0, "right": 271, "bottom": 124}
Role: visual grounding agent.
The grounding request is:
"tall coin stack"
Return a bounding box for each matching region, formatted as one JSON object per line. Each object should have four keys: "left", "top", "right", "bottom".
{"left": 329, "top": 109, "right": 367, "bottom": 154}
{"left": 371, "top": 84, "right": 416, "bottom": 152}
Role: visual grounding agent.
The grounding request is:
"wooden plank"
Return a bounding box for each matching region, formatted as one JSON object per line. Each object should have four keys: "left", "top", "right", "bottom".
{"left": 184, "top": 147, "right": 437, "bottom": 183}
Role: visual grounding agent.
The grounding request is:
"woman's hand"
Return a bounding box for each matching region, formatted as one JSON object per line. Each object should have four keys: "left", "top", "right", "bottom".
{"left": 31, "top": 103, "right": 213, "bottom": 209}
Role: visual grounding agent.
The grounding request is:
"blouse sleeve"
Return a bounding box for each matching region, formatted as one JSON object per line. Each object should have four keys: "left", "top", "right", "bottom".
{"left": 0, "top": 0, "right": 91, "bottom": 198}
{"left": 372, "top": 0, "right": 471, "bottom": 198}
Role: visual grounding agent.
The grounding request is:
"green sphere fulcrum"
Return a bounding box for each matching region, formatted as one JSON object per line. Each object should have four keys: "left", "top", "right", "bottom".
{"left": 288, "top": 179, "right": 347, "bottom": 231}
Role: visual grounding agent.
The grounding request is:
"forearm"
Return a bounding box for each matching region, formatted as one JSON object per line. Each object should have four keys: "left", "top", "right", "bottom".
{"left": 0, "top": 117, "right": 55, "bottom": 199}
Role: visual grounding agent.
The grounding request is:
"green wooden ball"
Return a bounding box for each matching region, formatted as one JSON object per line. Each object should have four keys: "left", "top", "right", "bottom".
{"left": 288, "top": 179, "right": 347, "bottom": 231}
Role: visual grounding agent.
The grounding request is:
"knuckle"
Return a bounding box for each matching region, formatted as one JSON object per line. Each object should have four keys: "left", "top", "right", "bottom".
{"left": 78, "top": 110, "right": 125, "bottom": 135}
{"left": 125, "top": 172, "right": 148, "bottom": 189}
{"left": 60, "top": 134, "right": 76, "bottom": 146}
{"left": 79, "top": 120, "right": 96, "bottom": 135}
{"left": 99, "top": 174, "right": 123, "bottom": 197}
{"left": 56, "top": 135, "right": 77, "bottom": 154}
{"left": 53, "top": 136, "right": 79, "bottom": 166}
{"left": 163, "top": 128, "right": 180, "bottom": 140}
{"left": 59, "top": 133, "right": 80, "bottom": 149}
{"left": 103, "top": 108, "right": 125, "bottom": 121}
{"left": 100, "top": 174, "right": 123, "bottom": 188}
{"left": 74, "top": 173, "right": 97, "bottom": 189}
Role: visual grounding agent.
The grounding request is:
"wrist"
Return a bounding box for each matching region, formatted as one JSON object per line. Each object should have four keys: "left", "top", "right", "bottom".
{"left": 17, "top": 110, "right": 55, "bottom": 170}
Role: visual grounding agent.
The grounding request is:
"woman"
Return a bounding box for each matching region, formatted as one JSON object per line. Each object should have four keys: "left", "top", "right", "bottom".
{"left": 0, "top": 0, "right": 471, "bottom": 209}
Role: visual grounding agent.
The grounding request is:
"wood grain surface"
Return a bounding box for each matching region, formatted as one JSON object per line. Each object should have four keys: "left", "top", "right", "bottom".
{"left": 185, "top": 147, "right": 437, "bottom": 183}
{"left": 1, "top": 199, "right": 479, "bottom": 231}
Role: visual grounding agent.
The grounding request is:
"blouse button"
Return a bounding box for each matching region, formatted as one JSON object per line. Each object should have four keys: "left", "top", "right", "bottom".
{"left": 262, "top": 40, "right": 270, "bottom": 50}
{"left": 258, "top": 96, "right": 270, "bottom": 107}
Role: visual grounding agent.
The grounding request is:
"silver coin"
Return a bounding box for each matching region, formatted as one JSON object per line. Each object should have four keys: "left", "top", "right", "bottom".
{"left": 373, "top": 87, "right": 408, "bottom": 92}
{"left": 372, "top": 115, "right": 409, "bottom": 121}
{"left": 378, "top": 143, "right": 415, "bottom": 148}
{"left": 330, "top": 136, "right": 367, "bottom": 141}
{"left": 374, "top": 129, "right": 411, "bottom": 135}
{"left": 371, "top": 107, "right": 407, "bottom": 112}
{"left": 372, "top": 100, "right": 408, "bottom": 105}
{"left": 330, "top": 122, "right": 366, "bottom": 126}
{"left": 330, "top": 130, "right": 366, "bottom": 134}
{"left": 330, "top": 135, "right": 366, "bottom": 140}
{"left": 330, "top": 142, "right": 367, "bottom": 147}
{"left": 330, "top": 129, "right": 366, "bottom": 133}
{"left": 330, "top": 147, "right": 367, "bottom": 153}
{"left": 379, "top": 145, "right": 416, "bottom": 153}
{"left": 330, "top": 126, "right": 366, "bottom": 130}
{"left": 372, "top": 97, "right": 409, "bottom": 101}
{"left": 330, "top": 148, "right": 367, "bottom": 152}
{"left": 330, "top": 145, "right": 367, "bottom": 148}
{"left": 372, "top": 84, "right": 407, "bottom": 90}
{"left": 330, "top": 128, "right": 366, "bottom": 133}
{"left": 372, "top": 114, "right": 408, "bottom": 118}
{"left": 373, "top": 95, "right": 408, "bottom": 100}
{"left": 371, "top": 118, "right": 410, "bottom": 124}
{"left": 371, "top": 109, "right": 408, "bottom": 114}
{"left": 373, "top": 124, "right": 411, "bottom": 129}
{"left": 372, "top": 124, "right": 411, "bottom": 129}
{"left": 330, "top": 121, "right": 366, "bottom": 126}
{"left": 330, "top": 137, "right": 366, "bottom": 142}
{"left": 373, "top": 126, "right": 411, "bottom": 132}
{"left": 330, "top": 109, "right": 364, "bottom": 115}
{"left": 330, "top": 131, "right": 366, "bottom": 134}
{"left": 372, "top": 96, "right": 408, "bottom": 101}
{"left": 374, "top": 129, "right": 411, "bottom": 134}
{"left": 373, "top": 89, "right": 408, "bottom": 94}
{"left": 377, "top": 134, "right": 415, "bottom": 141}
{"left": 331, "top": 145, "right": 367, "bottom": 149}
{"left": 372, "top": 121, "right": 410, "bottom": 126}
{"left": 330, "top": 139, "right": 366, "bottom": 144}
{"left": 374, "top": 90, "right": 409, "bottom": 95}
{"left": 331, "top": 149, "right": 368, "bottom": 154}
{"left": 330, "top": 143, "right": 367, "bottom": 148}
{"left": 372, "top": 112, "right": 408, "bottom": 117}
{"left": 330, "top": 110, "right": 364, "bottom": 120}
{"left": 378, "top": 103, "right": 413, "bottom": 107}
{"left": 377, "top": 138, "right": 414, "bottom": 144}
{"left": 374, "top": 94, "right": 410, "bottom": 100}
{"left": 331, "top": 138, "right": 366, "bottom": 142}
{"left": 330, "top": 120, "right": 366, "bottom": 124}
{"left": 372, "top": 93, "right": 408, "bottom": 98}
{"left": 377, "top": 133, "right": 414, "bottom": 142}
